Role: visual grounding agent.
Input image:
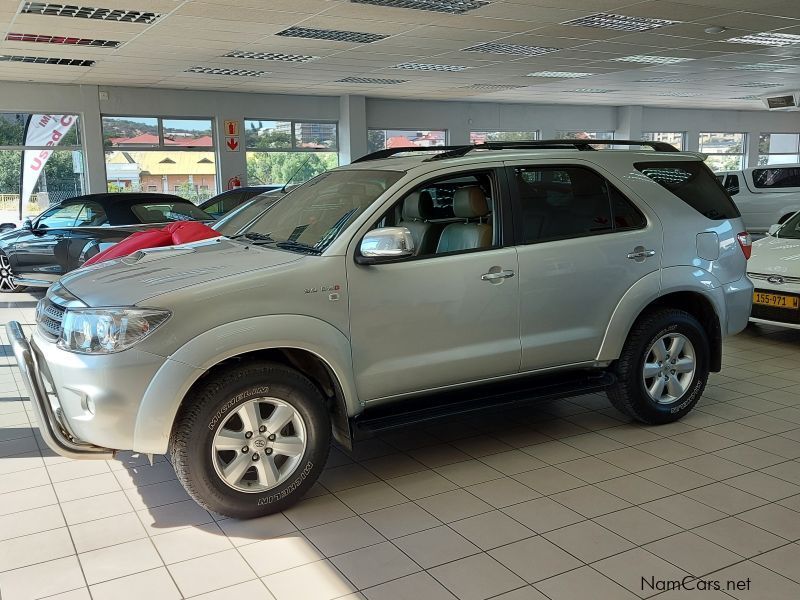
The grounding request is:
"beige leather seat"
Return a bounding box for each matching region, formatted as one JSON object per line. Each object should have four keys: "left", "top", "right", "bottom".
{"left": 436, "top": 186, "right": 492, "bottom": 253}
{"left": 398, "top": 191, "right": 440, "bottom": 255}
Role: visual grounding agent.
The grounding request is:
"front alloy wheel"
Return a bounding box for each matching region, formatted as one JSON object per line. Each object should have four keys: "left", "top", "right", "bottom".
{"left": 212, "top": 397, "right": 307, "bottom": 493}
{"left": 0, "top": 253, "right": 23, "bottom": 293}
{"left": 642, "top": 333, "right": 696, "bottom": 405}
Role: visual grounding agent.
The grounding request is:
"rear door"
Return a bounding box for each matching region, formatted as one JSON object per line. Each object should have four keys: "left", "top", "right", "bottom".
{"left": 506, "top": 160, "right": 664, "bottom": 371}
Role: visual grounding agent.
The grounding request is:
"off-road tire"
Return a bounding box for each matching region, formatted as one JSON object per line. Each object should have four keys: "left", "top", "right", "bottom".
{"left": 608, "top": 308, "right": 709, "bottom": 425}
{"left": 169, "top": 360, "right": 330, "bottom": 519}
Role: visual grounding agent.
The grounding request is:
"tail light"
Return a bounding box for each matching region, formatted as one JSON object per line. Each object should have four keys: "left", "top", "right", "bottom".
{"left": 737, "top": 231, "right": 752, "bottom": 260}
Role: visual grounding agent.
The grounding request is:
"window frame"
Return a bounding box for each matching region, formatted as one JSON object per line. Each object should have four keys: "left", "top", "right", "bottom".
{"left": 469, "top": 130, "right": 540, "bottom": 144}
{"left": 505, "top": 164, "right": 647, "bottom": 246}
{"left": 758, "top": 133, "right": 800, "bottom": 166}
{"left": 244, "top": 119, "right": 339, "bottom": 152}
{"left": 102, "top": 115, "right": 215, "bottom": 151}
{"left": 641, "top": 132, "right": 686, "bottom": 151}
{"left": 698, "top": 132, "right": 747, "bottom": 172}
{"left": 354, "top": 166, "right": 513, "bottom": 264}
{"left": 367, "top": 128, "right": 448, "bottom": 154}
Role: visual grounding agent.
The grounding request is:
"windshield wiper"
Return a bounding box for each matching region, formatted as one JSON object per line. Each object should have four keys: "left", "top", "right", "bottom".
{"left": 230, "top": 232, "right": 275, "bottom": 243}
{"left": 273, "top": 240, "right": 322, "bottom": 254}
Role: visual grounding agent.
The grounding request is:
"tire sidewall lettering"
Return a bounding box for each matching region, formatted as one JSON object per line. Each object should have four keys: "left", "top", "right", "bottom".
{"left": 257, "top": 460, "right": 314, "bottom": 506}
{"left": 207, "top": 386, "right": 271, "bottom": 431}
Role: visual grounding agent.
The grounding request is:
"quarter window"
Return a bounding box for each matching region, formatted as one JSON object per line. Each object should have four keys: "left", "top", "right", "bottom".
{"left": 75, "top": 202, "right": 108, "bottom": 227}
{"left": 511, "top": 166, "right": 643, "bottom": 243}
{"left": 752, "top": 167, "right": 800, "bottom": 188}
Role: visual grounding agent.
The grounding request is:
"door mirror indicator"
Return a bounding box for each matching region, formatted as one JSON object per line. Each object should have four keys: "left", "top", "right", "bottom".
{"left": 356, "top": 227, "right": 415, "bottom": 264}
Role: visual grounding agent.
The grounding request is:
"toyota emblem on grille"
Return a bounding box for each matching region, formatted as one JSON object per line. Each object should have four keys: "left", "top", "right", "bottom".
{"left": 767, "top": 275, "right": 785, "bottom": 285}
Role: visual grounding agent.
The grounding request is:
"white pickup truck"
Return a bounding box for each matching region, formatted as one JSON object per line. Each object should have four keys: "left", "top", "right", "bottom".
{"left": 716, "top": 164, "right": 800, "bottom": 233}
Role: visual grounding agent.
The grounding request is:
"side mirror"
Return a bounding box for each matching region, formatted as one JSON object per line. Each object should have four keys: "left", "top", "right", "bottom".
{"left": 22, "top": 218, "right": 33, "bottom": 230}
{"left": 356, "top": 227, "right": 415, "bottom": 264}
{"left": 768, "top": 223, "right": 782, "bottom": 236}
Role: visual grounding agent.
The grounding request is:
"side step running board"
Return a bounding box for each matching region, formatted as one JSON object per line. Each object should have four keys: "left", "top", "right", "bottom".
{"left": 352, "top": 371, "right": 615, "bottom": 439}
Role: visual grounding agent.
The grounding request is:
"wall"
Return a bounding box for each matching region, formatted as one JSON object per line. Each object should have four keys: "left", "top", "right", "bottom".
{"left": 2, "top": 80, "right": 800, "bottom": 194}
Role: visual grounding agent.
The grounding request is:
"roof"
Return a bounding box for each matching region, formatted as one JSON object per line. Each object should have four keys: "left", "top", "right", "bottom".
{"left": 61, "top": 192, "right": 189, "bottom": 206}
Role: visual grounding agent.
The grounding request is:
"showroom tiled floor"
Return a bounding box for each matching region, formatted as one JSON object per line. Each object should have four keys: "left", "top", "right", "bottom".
{"left": 2, "top": 290, "right": 800, "bottom": 600}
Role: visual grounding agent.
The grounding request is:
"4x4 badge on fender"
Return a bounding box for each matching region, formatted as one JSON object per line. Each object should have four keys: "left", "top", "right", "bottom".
{"left": 767, "top": 275, "right": 785, "bottom": 284}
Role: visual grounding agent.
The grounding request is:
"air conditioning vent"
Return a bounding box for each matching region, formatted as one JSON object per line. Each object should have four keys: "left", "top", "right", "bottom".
{"left": 276, "top": 26, "right": 387, "bottom": 44}
{"left": 6, "top": 32, "right": 121, "bottom": 47}
{"left": 20, "top": 2, "right": 161, "bottom": 24}
{"left": 763, "top": 93, "right": 799, "bottom": 110}
{"left": 337, "top": 77, "right": 408, "bottom": 84}
{"left": 350, "top": 0, "right": 490, "bottom": 14}
{"left": 0, "top": 54, "right": 94, "bottom": 66}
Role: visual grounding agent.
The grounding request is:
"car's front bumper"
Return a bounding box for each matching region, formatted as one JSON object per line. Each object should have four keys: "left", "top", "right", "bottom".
{"left": 749, "top": 279, "right": 800, "bottom": 328}
{"left": 6, "top": 321, "right": 114, "bottom": 459}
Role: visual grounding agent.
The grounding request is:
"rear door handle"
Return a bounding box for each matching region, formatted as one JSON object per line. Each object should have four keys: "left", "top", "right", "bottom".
{"left": 627, "top": 248, "right": 656, "bottom": 261}
{"left": 481, "top": 269, "right": 515, "bottom": 281}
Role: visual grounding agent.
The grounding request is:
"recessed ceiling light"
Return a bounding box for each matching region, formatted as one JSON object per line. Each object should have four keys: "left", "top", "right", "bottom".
{"left": 276, "top": 26, "right": 387, "bottom": 44}
{"left": 20, "top": 2, "right": 160, "bottom": 24}
{"left": 656, "top": 91, "right": 701, "bottom": 96}
{"left": 732, "top": 82, "right": 783, "bottom": 87}
{"left": 569, "top": 88, "right": 616, "bottom": 93}
{"left": 6, "top": 32, "right": 121, "bottom": 47}
{"left": 527, "top": 71, "right": 592, "bottom": 78}
{"left": 223, "top": 50, "right": 317, "bottom": 62}
{"left": 349, "top": 0, "right": 490, "bottom": 14}
{"left": 0, "top": 54, "right": 94, "bottom": 66}
{"left": 465, "top": 83, "right": 527, "bottom": 90}
{"left": 726, "top": 32, "right": 800, "bottom": 47}
{"left": 337, "top": 76, "right": 408, "bottom": 84}
{"left": 391, "top": 62, "right": 470, "bottom": 71}
{"left": 612, "top": 55, "right": 693, "bottom": 64}
{"left": 732, "top": 63, "right": 794, "bottom": 71}
{"left": 185, "top": 66, "right": 268, "bottom": 77}
{"left": 462, "top": 42, "right": 559, "bottom": 57}
{"left": 562, "top": 13, "right": 679, "bottom": 32}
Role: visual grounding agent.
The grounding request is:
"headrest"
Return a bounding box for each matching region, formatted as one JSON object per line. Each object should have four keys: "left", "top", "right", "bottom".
{"left": 402, "top": 191, "right": 434, "bottom": 221}
{"left": 453, "top": 186, "right": 489, "bottom": 218}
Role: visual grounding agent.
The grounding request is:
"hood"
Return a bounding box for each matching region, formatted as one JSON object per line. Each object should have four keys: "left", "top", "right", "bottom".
{"left": 58, "top": 237, "right": 302, "bottom": 306}
{"left": 749, "top": 235, "right": 800, "bottom": 276}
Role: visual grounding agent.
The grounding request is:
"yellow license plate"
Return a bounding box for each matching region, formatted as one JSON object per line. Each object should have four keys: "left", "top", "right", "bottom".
{"left": 753, "top": 292, "right": 799, "bottom": 309}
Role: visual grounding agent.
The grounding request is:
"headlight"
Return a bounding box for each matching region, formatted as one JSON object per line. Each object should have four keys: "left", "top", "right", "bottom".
{"left": 58, "top": 308, "right": 170, "bottom": 354}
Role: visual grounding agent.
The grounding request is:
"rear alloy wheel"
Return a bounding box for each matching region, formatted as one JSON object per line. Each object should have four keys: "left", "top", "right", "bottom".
{"left": 608, "top": 308, "right": 709, "bottom": 424}
{"left": 0, "top": 253, "right": 24, "bottom": 293}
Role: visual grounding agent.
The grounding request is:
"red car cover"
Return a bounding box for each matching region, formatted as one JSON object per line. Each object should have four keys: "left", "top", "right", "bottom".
{"left": 82, "top": 221, "right": 220, "bottom": 267}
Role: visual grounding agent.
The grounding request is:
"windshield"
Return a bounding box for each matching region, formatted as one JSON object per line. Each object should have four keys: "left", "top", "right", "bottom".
{"left": 777, "top": 212, "right": 800, "bottom": 239}
{"left": 213, "top": 190, "right": 285, "bottom": 236}
{"left": 237, "top": 169, "right": 404, "bottom": 253}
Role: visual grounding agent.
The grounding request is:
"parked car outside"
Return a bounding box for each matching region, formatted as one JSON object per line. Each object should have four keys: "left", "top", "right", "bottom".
{"left": 0, "top": 193, "right": 212, "bottom": 292}
{"left": 748, "top": 210, "right": 800, "bottom": 329}
{"left": 199, "top": 186, "right": 281, "bottom": 219}
{"left": 7, "top": 141, "right": 752, "bottom": 519}
{"left": 717, "top": 164, "right": 800, "bottom": 233}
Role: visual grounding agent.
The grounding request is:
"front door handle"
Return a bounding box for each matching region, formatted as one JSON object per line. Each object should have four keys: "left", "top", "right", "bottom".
{"left": 481, "top": 269, "right": 515, "bottom": 281}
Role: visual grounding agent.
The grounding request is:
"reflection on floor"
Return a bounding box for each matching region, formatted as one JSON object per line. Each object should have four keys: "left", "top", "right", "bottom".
{"left": 1, "top": 289, "right": 800, "bottom": 600}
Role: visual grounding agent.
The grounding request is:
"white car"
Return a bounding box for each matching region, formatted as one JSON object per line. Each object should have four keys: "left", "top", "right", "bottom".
{"left": 717, "top": 164, "right": 800, "bottom": 233}
{"left": 748, "top": 211, "right": 800, "bottom": 329}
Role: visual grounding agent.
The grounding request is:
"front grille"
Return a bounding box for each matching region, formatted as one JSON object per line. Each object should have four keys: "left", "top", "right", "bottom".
{"left": 36, "top": 298, "right": 65, "bottom": 339}
{"left": 748, "top": 272, "right": 800, "bottom": 284}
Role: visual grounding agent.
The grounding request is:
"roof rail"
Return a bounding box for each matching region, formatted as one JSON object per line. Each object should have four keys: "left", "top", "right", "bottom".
{"left": 351, "top": 145, "right": 474, "bottom": 164}
{"left": 424, "top": 139, "right": 680, "bottom": 162}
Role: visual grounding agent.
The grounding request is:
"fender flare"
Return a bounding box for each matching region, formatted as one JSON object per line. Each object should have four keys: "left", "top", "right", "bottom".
{"left": 597, "top": 267, "right": 725, "bottom": 363}
{"left": 776, "top": 206, "right": 800, "bottom": 223}
{"left": 132, "top": 314, "right": 357, "bottom": 454}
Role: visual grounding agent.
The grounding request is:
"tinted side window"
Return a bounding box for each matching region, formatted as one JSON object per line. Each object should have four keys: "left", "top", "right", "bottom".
{"left": 608, "top": 186, "right": 646, "bottom": 230}
{"left": 752, "top": 167, "right": 800, "bottom": 188}
{"left": 513, "top": 166, "right": 616, "bottom": 243}
{"left": 75, "top": 202, "right": 108, "bottom": 227}
{"left": 724, "top": 174, "right": 740, "bottom": 196}
{"left": 37, "top": 204, "right": 82, "bottom": 229}
{"left": 635, "top": 161, "right": 740, "bottom": 220}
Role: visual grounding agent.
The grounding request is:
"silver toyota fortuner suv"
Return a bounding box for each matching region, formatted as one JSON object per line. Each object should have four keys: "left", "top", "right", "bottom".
{"left": 8, "top": 140, "right": 753, "bottom": 519}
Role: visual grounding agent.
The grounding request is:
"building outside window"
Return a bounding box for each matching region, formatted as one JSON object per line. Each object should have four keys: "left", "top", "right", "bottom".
{"left": 642, "top": 132, "right": 685, "bottom": 151}
{"left": 102, "top": 116, "right": 216, "bottom": 203}
{"left": 758, "top": 133, "right": 800, "bottom": 165}
{"left": 699, "top": 132, "right": 747, "bottom": 172}
{"left": 469, "top": 131, "right": 539, "bottom": 144}
{"left": 367, "top": 129, "right": 447, "bottom": 154}
{"left": 245, "top": 119, "right": 338, "bottom": 186}
{"left": 554, "top": 130, "right": 614, "bottom": 140}
{"left": 0, "top": 112, "right": 85, "bottom": 220}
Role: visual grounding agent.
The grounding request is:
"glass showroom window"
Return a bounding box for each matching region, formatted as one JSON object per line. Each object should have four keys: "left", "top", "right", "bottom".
{"left": 699, "top": 132, "right": 747, "bottom": 172}
{"left": 758, "top": 133, "right": 800, "bottom": 165}
{"left": 469, "top": 130, "right": 539, "bottom": 144}
{"left": 642, "top": 132, "right": 685, "bottom": 151}
{"left": 367, "top": 129, "right": 447, "bottom": 154}
{"left": 0, "top": 112, "right": 85, "bottom": 219}
{"left": 245, "top": 119, "right": 338, "bottom": 186}
{"left": 554, "top": 130, "right": 614, "bottom": 140}
{"left": 102, "top": 116, "right": 216, "bottom": 203}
